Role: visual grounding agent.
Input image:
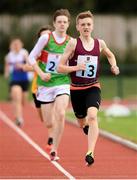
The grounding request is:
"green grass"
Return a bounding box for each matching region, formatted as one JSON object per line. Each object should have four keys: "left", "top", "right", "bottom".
{"left": 0, "top": 75, "right": 137, "bottom": 101}
{"left": 100, "top": 76, "right": 137, "bottom": 99}
{"left": 66, "top": 110, "right": 137, "bottom": 143}
{"left": 98, "top": 111, "right": 137, "bottom": 143}
{"left": 0, "top": 75, "right": 9, "bottom": 101}
{"left": 0, "top": 75, "right": 32, "bottom": 101}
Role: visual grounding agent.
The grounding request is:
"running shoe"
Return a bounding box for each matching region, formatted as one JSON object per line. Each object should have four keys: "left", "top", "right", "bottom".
{"left": 47, "top": 137, "right": 53, "bottom": 145}
{"left": 50, "top": 151, "right": 60, "bottom": 161}
{"left": 15, "top": 118, "right": 23, "bottom": 127}
{"left": 46, "top": 144, "right": 53, "bottom": 154}
{"left": 85, "top": 151, "right": 94, "bottom": 166}
{"left": 83, "top": 125, "right": 89, "bottom": 135}
{"left": 46, "top": 137, "right": 53, "bottom": 153}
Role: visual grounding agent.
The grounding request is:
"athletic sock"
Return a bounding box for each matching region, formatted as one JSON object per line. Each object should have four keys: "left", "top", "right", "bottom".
{"left": 47, "top": 137, "right": 53, "bottom": 145}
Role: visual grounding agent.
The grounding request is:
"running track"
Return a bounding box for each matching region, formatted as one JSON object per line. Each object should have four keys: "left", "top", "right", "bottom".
{"left": 0, "top": 102, "right": 137, "bottom": 179}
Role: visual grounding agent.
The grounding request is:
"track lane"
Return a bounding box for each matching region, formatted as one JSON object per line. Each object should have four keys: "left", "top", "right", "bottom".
{"left": 0, "top": 122, "right": 68, "bottom": 179}
{"left": 0, "top": 103, "right": 75, "bottom": 179}
{"left": 0, "top": 102, "right": 137, "bottom": 179}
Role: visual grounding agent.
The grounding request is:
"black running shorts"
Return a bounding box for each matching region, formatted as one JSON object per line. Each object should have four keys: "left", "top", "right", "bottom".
{"left": 10, "top": 81, "right": 29, "bottom": 92}
{"left": 70, "top": 87, "right": 101, "bottom": 119}
{"left": 32, "top": 93, "right": 41, "bottom": 108}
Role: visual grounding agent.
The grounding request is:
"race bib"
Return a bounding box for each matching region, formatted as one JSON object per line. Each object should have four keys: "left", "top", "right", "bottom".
{"left": 46, "top": 53, "right": 61, "bottom": 73}
{"left": 76, "top": 55, "right": 98, "bottom": 78}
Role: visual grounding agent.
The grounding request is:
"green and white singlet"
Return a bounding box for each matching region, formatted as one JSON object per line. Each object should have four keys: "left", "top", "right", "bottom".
{"left": 37, "top": 32, "right": 70, "bottom": 87}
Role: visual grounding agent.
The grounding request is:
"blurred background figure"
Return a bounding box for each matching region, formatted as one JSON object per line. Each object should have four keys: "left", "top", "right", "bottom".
{"left": 4, "top": 38, "right": 30, "bottom": 126}
{"left": 105, "top": 96, "right": 131, "bottom": 117}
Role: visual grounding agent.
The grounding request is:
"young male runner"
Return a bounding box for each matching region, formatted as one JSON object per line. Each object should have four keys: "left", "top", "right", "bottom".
{"left": 58, "top": 11, "right": 120, "bottom": 165}
{"left": 29, "top": 9, "right": 71, "bottom": 160}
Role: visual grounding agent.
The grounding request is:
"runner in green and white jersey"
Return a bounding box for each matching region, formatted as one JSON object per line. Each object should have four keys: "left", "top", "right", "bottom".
{"left": 29, "top": 9, "right": 71, "bottom": 161}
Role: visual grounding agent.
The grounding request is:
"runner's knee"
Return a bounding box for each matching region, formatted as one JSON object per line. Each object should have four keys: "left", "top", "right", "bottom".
{"left": 88, "top": 114, "right": 97, "bottom": 122}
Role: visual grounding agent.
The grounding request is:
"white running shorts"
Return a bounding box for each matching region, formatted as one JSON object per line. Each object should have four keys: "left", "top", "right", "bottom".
{"left": 36, "top": 84, "right": 70, "bottom": 103}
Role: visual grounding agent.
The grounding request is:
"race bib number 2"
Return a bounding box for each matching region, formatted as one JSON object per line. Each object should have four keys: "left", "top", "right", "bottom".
{"left": 76, "top": 55, "right": 98, "bottom": 78}
{"left": 46, "top": 54, "right": 61, "bottom": 73}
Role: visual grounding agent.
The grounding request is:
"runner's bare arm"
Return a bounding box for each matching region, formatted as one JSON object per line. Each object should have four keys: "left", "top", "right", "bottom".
{"left": 57, "top": 39, "right": 86, "bottom": 73}
{"left": 22, "top": 63, "right": 34, "bottom": 72}
{"left": 99, "top": 39, "right": 120, "bottom": 75}
{"left": 16, "top": 50, "right": 29, "bottom": 70}
{"left": 4, "top": 55, "right": 9, "bottom": 78}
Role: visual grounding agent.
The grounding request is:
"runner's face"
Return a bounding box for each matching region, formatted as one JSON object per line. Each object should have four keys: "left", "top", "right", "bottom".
{"left": 76, "top": 17, "right": 93, "bottom": 37}
{"left": 53, "top": 15, "right": 69, "bottom": 33}
{"left": 10, "top": 39, "right": 23, "bottom": 52}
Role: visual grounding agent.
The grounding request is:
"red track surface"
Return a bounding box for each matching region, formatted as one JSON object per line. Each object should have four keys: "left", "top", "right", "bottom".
{"left": 0, "top": 102, "right": 137, "bottom": 179}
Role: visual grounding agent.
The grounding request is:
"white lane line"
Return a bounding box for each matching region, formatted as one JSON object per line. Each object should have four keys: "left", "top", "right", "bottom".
{"left": 0, "top": 110, "right": 76, "bottom": 180}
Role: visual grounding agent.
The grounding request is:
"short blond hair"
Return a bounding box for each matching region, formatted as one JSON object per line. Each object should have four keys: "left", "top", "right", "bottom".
{"left": 76, "top": 11, "right": 93, "bottom": 24}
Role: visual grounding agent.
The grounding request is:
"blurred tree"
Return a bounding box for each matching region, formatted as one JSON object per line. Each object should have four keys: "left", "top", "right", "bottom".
{"left": 95, "top": 0, "right": 137, "bottom": 14}
{"left": 0, "top": 0, "right": 137, "bottom": 15}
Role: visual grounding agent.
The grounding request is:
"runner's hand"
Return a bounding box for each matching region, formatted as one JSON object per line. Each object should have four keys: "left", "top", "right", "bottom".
{"left": 40, "top": 72, "right": 51, "bottom": 82}
{"left": 77, "top": 63, "right": 86, "bottom": 71}
{"left": 111, "top": 65, "right": 120, "bottom": 75}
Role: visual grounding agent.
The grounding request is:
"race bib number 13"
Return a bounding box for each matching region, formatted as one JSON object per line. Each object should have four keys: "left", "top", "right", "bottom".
{"left": 76, "top": 55, "right": 98, "bottom": 78}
